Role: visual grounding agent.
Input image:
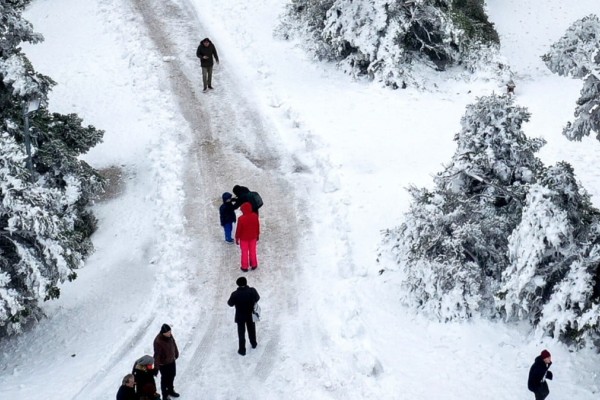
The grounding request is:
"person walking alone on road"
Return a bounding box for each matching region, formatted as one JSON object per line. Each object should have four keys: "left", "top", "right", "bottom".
{"left": 235, "top": 202, "right": 260, "bottom": 271}
{"left": 196, "top": 37, "right": 219, "bottom": 92}
{"left": 528, "top": 349, "right": 553, "bottom": 400}
{"left": 154, "top": 324, "right": 180, "bottom": 399}
{"left": 227, "top": 276, "right": 260, "bottom": 356}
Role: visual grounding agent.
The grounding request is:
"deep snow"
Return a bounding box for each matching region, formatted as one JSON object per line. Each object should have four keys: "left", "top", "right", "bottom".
{"left": 1, "top": 0, "right": 599, "bottom": 399}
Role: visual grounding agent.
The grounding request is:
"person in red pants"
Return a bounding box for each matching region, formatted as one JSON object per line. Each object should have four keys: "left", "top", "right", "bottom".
{"left": 235, "top": 202, "right": 260, "bottom": 271}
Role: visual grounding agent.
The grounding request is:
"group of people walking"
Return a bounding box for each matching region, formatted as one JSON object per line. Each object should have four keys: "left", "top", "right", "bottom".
{"left": 116, "top": 183, "right": 263, "bottom": 398}
{"left": 220, "top": 184, "right": 262, "bottom": 271}
{"left": 116, "top": 324, "right": 180, "bottom": 400}
{"left": 116, "top": 280, "right": 261, "bottom": 399}
{"left": 220, "top": 184, "right": 263, "bottom": 355}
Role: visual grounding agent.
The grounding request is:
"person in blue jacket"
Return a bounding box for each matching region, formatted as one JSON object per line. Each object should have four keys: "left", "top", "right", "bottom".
{"left": 219, "top": 192, "right": 236, "bottom": 243}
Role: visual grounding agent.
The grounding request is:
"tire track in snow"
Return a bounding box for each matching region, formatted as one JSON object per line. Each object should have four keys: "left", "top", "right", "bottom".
{"left": 71, "top": 313, "right": 157, "bottom": 400}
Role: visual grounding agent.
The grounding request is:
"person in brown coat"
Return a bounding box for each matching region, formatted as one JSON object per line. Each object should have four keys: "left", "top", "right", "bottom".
{"left": 153, "top": 324, "right": 180, "bottom": 399}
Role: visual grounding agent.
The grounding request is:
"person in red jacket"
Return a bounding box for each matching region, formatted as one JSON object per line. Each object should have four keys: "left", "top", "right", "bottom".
{"left": 235, "top": 202, "right": 260, "bottom": 271}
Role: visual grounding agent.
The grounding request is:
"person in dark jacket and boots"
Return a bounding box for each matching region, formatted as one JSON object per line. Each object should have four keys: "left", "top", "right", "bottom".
{"left": 235, "top": 202, "right": 260, "bottom": 271}
{"left": 132, "top": 355, "right": 160, "bottom": 400}
{"left": 227, "top": 276, "right": 260, "bottom": 356}
{"left": 196, "top": 37, "right": 219, "bottom": 92}
{"left": 154, "top": 324, "right": 180, "bottom": 399}
{"left": 220, "top": 192, "right": 236, "bottom": 243}
{"left": 528, "top": 349, "right": 553, "bottom": 400}
{"left": 116, "top": 374, "right": 137, "bottom": 400}
{"left": 232, "top": 185, "right": 261, "bottom": 214}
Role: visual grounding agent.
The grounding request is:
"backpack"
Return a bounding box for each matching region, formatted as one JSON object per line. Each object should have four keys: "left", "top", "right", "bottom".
{"left": 249, "top": 191, "right": 263, "bottom": 210}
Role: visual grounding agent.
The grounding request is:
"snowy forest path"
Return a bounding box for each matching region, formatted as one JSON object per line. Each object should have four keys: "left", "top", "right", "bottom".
{"left": 127, "top": 0, "right": 304, "bottom": 397}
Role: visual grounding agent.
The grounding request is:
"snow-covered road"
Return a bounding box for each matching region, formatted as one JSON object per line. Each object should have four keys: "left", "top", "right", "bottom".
{"left": 2, "top": 0, "right": 600, "bottom": 399}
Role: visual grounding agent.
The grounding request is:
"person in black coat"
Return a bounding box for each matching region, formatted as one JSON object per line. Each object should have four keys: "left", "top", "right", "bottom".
{"left": 227, "top": 276, "right": 260, "bottom": 356}
{"left": 132, "top": 355, "right": 160, "bottom": 400}
{"left": 528, "top": 349, "right": 553, "bottom": 400}
{"left": 196, "top": 37, "right": 219, "bottom": 92}
{"left": 116, "top": 374, "right": 137, "bottom": 400}
{"left": 232, "top": 185, "right": 260, "bottom": 215}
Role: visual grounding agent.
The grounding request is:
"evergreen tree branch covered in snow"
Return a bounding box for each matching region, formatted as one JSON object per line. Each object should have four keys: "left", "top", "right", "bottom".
{"left": 0, "top": 0, "right": 104, "bottom": 335}
{"left": 379, "top": 96, "right": 600, "bottom": 348}
{"left": 381, "top": 94, "right": 543, "bottom": 319}
{"left": 279, "top": 0, "right": 501, "bottom": 88}
{"left": 543, "top": 14, "right": 600, "bottom": 141}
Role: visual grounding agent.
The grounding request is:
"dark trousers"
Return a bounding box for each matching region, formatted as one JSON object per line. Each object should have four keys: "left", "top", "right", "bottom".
{"left": 202, "top": 66, "right": 213, "bottom": 89}
{"left": 237, "top": 321, "right": 257, "bottom": 351}
{"left": 534, "top": 383, "right": 550, "bottom": 400}
{"left": 159, "top": 362, "right": 176, "bottom": 396}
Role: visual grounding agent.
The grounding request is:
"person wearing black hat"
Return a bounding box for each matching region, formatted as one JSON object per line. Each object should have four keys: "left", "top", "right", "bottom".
{"left": 153, "top": 324, "right": 180, "bottom": 399}
{"left": 528, "top": 349, "right": 553, "bottom": 400}
{"left": 227, "top": 277, "right": 260, "bottom": 356}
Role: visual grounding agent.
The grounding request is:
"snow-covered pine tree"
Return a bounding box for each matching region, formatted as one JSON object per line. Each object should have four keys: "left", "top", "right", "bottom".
{"left": 563, "top": 74, "right": 600, "bottom": 141}
{"left": 542, "top": 14, "right": 600, "bottom": 141}
{"left": 538, "top": 244, "right": 600, "bottom": 347}
{"left": 280, "top": 0, "right": 500, "bottom": 88}
{"left": 380, "top": 94, "right": 545, "bottom": 320}
{"left": 498, "top": 184, "right": 575, "bottom": 324}
{"left": 0, "top": 0, "right": 104, "bottom": 335}
{"left": 517, "top": 163, "right": 600, "bottom": 347}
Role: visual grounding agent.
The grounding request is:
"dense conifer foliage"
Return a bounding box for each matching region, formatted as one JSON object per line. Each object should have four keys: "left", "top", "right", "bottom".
{"left": 0, "top": 0, "right": 104, "bottom": 335}
{"left": 543, "top": 14, "right": 600, "bottom": 141}
{"left": 279, "top": 0, "right": 500, "bottom": 88}
{"left": 380, "top": 95, "right": 600, "bottom": 347}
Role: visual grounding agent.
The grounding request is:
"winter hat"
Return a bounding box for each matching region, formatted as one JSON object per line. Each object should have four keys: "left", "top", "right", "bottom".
{"left": 160, "top": 323, "right": 171, "bottom": 334}
{"left": 540, "top": 349, "right": 551, "bottom": 359}
{"left": 222, "top": 192, "right": 232, "bottom": 202}
{"left": 133, "top": 354, "right": 154, "bottom": 370}
{"left": 236, "top": 277, "right": 247, "bottom": 287}
{"left": 232, "top": 185, "right": 242, "bottom": 196}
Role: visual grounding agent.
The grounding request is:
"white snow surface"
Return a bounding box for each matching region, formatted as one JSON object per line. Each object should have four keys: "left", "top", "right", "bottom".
{"left": 1, "top": 0, "right": 600, "bottom": 399}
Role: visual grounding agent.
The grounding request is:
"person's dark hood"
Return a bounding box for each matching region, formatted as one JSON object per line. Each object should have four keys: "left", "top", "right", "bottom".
{"left": 233, "top": 185, "right": 250, "bottom": 197}
{"left": 202, "top": 37, "right": 211, "bottom": 44}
